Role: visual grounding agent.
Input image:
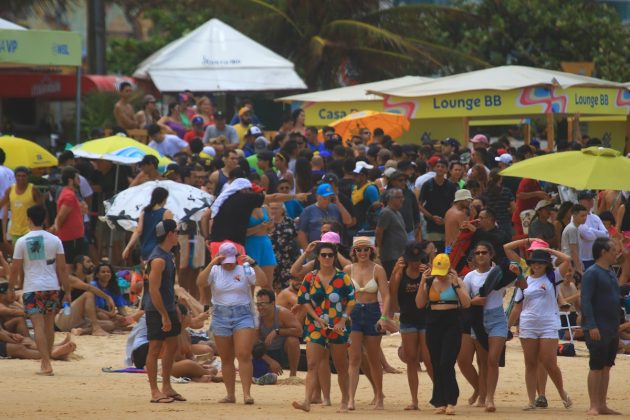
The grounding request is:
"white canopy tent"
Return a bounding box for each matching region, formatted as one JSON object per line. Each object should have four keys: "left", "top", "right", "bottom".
{"left": 134, "top": 18, "right": 306, "bottom": 92}
{"left": 0, "top": 18, "right": 25, "bottom": 30}
{"left": 276, "top": 76, "right": 432, "bottom": 103}
{"left": 367, "top": 65, "right": 625, "bottom": 98}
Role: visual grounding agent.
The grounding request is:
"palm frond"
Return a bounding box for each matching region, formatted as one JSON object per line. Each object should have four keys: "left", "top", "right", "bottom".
{"left": 346, "top": 47, "right": 414, "bottom": 62}
{"left": 240, "top": 0, "right": 303, "bottom": 37}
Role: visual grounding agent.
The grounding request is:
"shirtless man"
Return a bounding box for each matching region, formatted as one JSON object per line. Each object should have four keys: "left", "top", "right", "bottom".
{"left": 209, "top": 150, "right": 239, "bottom": 195}
{"left": 113, "top": 82, "right": 138, "bottom": 130}
{"left": 129, "top": 155, "right": 162, "bottom": 188}
{"left": 0, "top": 324, "right": 76, "bottom": 361}
{"left": 444, "top": 189, "right": 473, "bottom": 252}
{"left": 276, "top": 276, "right": 300, "bottom": 311}
{"left": 0, "top": 277, "right": 30, "bottom": 337}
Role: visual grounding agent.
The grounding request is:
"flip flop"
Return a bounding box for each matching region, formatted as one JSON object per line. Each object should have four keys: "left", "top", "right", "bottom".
{"left": 167, "top": 393, "right": 187, "bottom": 402}
{"left": 219, "top": 397, "right": 236, "bottom": 404}
{"left": 150, "top": 397, "right": 174, "bottom": 404}
{"left": 244, "top": 397, "right": 254, "bottom": 405}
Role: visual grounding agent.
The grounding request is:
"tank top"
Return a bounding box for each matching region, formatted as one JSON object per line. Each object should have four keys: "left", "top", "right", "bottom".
{"left": 216, "top": 169, "right": 229, "bottom": 195}
{"left": 143, "top": 245, "right": 176, "bottom": 313}
{"left": 9, "top": 184, "right": 36, "bottom": 236}
{"left": 140, "top": 207, "right": 167, "bottom": 259}
{"left": 259, "top": 306, "right": 283, "bottom": 351}
{"left": 398, "top": 270, "right": 427, "bottom": 325}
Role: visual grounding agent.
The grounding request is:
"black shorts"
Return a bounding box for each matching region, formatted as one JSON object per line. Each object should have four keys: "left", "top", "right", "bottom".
{"left": 585, "top": 334, "right": 618, "bottom": 370}
{"left": 560, "top": 312, "right": 578, "bottom": 328}
{"left": 62, "top": 238, "right": 86, "bottom": 264}
{"left": 0, "top": 341, "right": 7, "bottom": 358}
{"left": 146, "top": 311, "right": 181, "bottom": 341}
{"left": 132, "top": 342, "right": 149, "bottom": 369}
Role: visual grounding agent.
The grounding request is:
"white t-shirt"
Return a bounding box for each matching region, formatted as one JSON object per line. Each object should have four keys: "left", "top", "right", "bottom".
{"left": 463, "top": 269, "right": 505, "bottom": 310}
{"left": 207, "top": 264, "right": 256, "bottom": 306}
{"left": 414, "top": 171, "right": 435, "bottom": 193}
{"left": 0, "top": 165, "right": 15, "bottom": 218}
{"left": 13, "top": 230, "right": 65, "bottom": 293}
{"left": 514, "top": 268, "right": 561, "bottom": 331}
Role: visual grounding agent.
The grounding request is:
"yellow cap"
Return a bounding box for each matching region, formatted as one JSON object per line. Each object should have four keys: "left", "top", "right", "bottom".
{"left": 431, "top": 253, "right": 451, "bottom": 276}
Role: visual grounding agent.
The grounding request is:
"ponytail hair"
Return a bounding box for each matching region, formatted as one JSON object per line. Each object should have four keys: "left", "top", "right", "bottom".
{"left": 143, "top": 187, "right": 169, "bottom": 213}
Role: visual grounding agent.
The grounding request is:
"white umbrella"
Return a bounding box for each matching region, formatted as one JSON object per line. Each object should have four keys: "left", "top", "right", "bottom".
{"left": 105, "top": 180, "right": 214, "bottom": 231}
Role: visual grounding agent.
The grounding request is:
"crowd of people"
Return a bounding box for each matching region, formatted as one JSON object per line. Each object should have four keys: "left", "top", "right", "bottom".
{"left": 0, "top": 85, "right": 628, "bottom": 416}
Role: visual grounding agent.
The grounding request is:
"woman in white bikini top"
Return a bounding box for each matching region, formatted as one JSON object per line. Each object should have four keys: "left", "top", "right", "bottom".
{"left": 343, "top": 237, "right": 392, "bottom": 410}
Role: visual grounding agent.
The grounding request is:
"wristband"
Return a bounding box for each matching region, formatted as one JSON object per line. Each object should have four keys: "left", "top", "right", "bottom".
{"left": 379, "top": 315, "right": 389, "bottom": 321}
{"left": 249, "top": 260, "right": 258, "bottom": 267}
{"left": 342, "top": 313, "right": 348, "bottom": 319}
{"left": 275, "top": 328, "right": 280, "bottom": 335}
{"left": 453, "top": 284, "right": 461, "bottom": 290}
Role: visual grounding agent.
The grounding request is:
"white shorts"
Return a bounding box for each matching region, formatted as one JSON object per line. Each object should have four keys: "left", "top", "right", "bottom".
{"left": 519, "top": 327, "right": 558, "bottom": 340}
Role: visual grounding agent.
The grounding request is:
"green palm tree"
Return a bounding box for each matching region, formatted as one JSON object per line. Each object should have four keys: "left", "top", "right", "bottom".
{"left": 229, "top": 0, "right": 489, "bottom": 88}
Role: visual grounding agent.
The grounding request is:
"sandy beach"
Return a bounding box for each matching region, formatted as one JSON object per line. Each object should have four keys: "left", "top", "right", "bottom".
{"left": 1, "top": 331, "right": 628, "bottom": 419}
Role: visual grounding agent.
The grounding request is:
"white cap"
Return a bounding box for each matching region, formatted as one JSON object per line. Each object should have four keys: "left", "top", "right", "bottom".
{"left": 494, "top": 153, "right": 513, "bottom": 165}
{"left": 353, "top": 161, "right": 374, "bottom": 174}
{"left": 202, "top": 146, "right": 216, "bottom": 157}
{"left": 383, "top": 167, "right": 397, "bottom": 178}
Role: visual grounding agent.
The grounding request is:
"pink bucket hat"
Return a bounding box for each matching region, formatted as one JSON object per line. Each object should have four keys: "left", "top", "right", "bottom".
{"left": 527, "top": 239, "right": 549, "bottom": 251}
{"left": 320, "top": 231, "right": 341, "bottom": 244}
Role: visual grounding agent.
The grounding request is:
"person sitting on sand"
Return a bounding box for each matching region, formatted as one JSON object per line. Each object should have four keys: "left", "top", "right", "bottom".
{"left": 255, "top": 289, "right": 302, "bottom": 377}
{"left": 172, "top": 304, "right": 218, "bottom": 382}
{"left": 251, "top": 341, "right": 278, "bottom": 385}
{"left": 276, "top": 276, "right": 300, "bottom": 311}
{"left": 54, "top": 255, "right": 118, "bottom": 336}
{"left": 126, "top": 307, "right": 218, "bottom": 383}
{"left": 90, "top": 263, "right": 133, "bottom": 330}
{"left": 0, "top": 325, "right": 76, "bottom": 361}
{"left": 0, "top": 274, "right": 31, "bottom": 337}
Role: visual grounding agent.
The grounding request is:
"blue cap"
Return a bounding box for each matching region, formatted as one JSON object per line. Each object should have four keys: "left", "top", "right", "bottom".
{"left": 191, "top": 116, "right": 204, "bottom": 125}
{"left": 316, "top": 183, "right": 334, "bottom": 197}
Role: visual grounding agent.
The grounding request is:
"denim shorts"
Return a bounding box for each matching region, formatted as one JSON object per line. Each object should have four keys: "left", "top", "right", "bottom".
{"left": 212, "top": 304, "right": 255, "bottom": 336}
{"left": 483, "top": 306, "right": 508, "bottom": 338}
{"left": 350, "top": 302, "right": 382, "bottom": 336}
{"left": 399, "top": 322, "right": 426, "bottom": 334}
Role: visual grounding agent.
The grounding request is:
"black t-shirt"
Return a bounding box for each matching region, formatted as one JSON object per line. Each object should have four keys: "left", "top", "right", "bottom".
{"left": 419, "top": 177, "right": 457, "bottom": 233}
{"left": 502, "top": 175, "right": 521, "bottom": 197}
{"left": 398, "top": 270, "right": 427, "bottom": 326}
{"left": 471, "top": 227, "right": 511, "bottom": 265}
{"left": 210, "top": 191, "right": 264, "bottom": 245}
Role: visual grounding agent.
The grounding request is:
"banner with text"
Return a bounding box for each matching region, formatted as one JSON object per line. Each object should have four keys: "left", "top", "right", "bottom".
{"left": 0, "top": 29, "right": 81, "bottom": 67}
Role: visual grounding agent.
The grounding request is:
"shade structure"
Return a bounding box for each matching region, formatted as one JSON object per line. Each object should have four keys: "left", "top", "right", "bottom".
{"left": 329, "top": 111, "right": 410, "bottom": 140}
{"left": 105, "top": 180, "right": 213, "bottom": 231}
{"left": 134, "top": 18, "right": 306, "bottom": 92}
{"left": 0, "top": 18, "right": 25, "bottom": 30}
{"left": 0, "top": 135, "right": 57, "bottom": 169}
{"left": 72, "top": 135, "right": 162, "bottom": 163}
{"left": 500, "top": 146, "right": 630, "bottom": 190}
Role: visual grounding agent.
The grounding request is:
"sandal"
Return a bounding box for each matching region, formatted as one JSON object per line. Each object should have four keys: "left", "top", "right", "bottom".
{"left": 150, "top": 397, "right": 174, "bottom": 404}
{"left": 219, "top": 396, "right": 236, "bottom": 404}
{"left": 167, "top": 393, "right": 187, "bottom": 402}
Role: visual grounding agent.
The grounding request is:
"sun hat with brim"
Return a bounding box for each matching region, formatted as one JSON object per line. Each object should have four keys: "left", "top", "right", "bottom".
{"left": 320, "top": 231, "right": 341, "bottom": 244}
{"left": 527, "top": 239, "right": 549, "bottom": 251}
{"left": 352, "top": 236, "right": 375, "bottom": 250}
{"left": 453, "top": 189, "right": 473, "bottom": 202}
{"left": 526, "top": 249, "right": 552, "bottom": 265}
{"left": 405, "top": 242, "right": 426, "bottom": 262}
{"left": 431, "top": 253, "right": 451, "bottom": 276}
{"left": 218, "top": 242, "right": 238, "bottom": 264}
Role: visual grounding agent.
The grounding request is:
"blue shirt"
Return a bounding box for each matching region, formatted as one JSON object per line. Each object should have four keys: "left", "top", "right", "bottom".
{"left": 580, "top": 264, "right": 621, "bottom": 337}
{"left": 298, "top": 203, "right": 342, "bottom": 242}
{"left": 90, "top": 280, "right": 126, "bottom": 309}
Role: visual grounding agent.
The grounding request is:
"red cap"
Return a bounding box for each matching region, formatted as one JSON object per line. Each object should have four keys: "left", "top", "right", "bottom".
{"left": 250, "top": 183, "right": 264, "bottom": 193}
{"left": 427, "top": 155, "right": 440, "bottom": 167}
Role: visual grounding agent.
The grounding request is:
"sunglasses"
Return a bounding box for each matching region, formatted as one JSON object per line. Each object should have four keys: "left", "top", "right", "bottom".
{"left": 319, "top": 252, "right": 335, "bottom": 258}
{"left": 255, "top": 302, "right": 271, "bottom": 307}
{"left": 474, "top": 251, "right": 489, "bottom": 256}
{"left": 354, "top": 247, "right": 371, "bottom": 253}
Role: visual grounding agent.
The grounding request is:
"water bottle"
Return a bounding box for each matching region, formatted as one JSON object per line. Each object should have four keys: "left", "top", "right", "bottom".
{"left": 63, "top": 302, "right": 71, "bottom": 316}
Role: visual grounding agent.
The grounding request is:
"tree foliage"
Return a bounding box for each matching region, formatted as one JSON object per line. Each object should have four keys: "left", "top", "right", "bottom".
{"left": 453, "top": 0, "right": 630, "bottom": 81}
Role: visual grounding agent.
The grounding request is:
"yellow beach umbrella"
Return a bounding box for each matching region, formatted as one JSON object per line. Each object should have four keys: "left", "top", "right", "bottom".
{"left": 500, "top": 146, "right": 630, "bottom": 190}
{"left": 71, "top": 134, "right": 172, "bottom": 168}
{"left": 0, "top": 135, "right": 58, "bottom": 169}
{"left": 329, "top": 110, "right": 410, "bottom": 140}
